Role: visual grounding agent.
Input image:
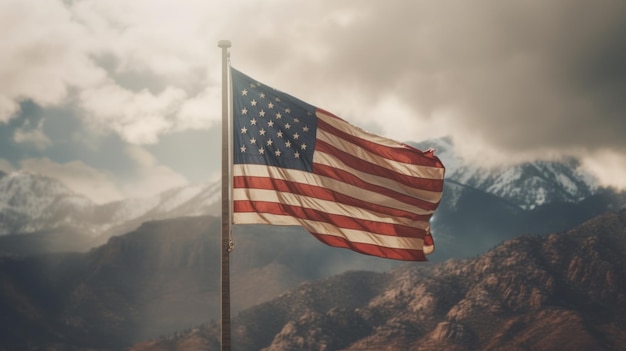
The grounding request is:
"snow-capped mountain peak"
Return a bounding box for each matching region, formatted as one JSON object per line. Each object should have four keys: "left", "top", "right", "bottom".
{"left": 0, "top": 170, "right": 222, "bottom": 238}
{"left": 100, "top": 181, "right": 221, "bottom": 229}
{"left": 0, "top": 171, "right": 95, "bottom": 234}
{"left": 412, "top": 137, "right": 598, "bottom": 209}
{"left": 0, "top": 171, "right": 91, "bottom": 215}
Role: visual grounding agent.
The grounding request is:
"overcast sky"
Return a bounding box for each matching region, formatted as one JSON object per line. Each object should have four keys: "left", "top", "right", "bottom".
{"left": 1, "top": 0, "right": 625, "bottom": 203}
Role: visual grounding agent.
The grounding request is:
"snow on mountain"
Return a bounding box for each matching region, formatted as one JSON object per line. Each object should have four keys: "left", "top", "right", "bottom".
{"left": 451, "top": 158, "right": 598, "bottom": 210}
{"left": 0, "top": 171, "right": 91, "bottom": 217}
{"left": 0, "top": 135, "right": 602, "bottom": 238}
{"left": 412, "top": 137, "right": 598, "bottom": 209}
{"left": 0, "top": 171, "right": 95, "bottom": 235}
{"left": 95, "top": 181, "right": 221, "bottom": 233}
{"left": 0, "top": 170, "right": 221, "bottom": 237}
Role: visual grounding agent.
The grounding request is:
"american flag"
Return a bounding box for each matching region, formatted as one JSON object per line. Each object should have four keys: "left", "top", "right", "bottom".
{"left": 231, "top": 68, "right": 445, "bottom": 261}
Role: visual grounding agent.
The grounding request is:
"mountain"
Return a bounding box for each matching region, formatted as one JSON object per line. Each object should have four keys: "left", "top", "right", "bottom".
{"left": 0, "top": 215, "right": 401, "bottom": 351}
{"left": 130, "top": 210, "right": 626, "bottom": 351}
{"left": 0, "top": 171, "right": 94, "bottom": 235}
{"left": 88, "top": 181, "right": 221, "bottom": 246}
{"left": 413, "top": 137, "right": 598, "bottom": 210}
{"left": 0, "top": 171, "right": 221, "bottom": 245}
{"left": 0, "top": 216, "right": 220, "bottom": 350}
{"left": 429, "top": 180, "right": 626, "bottom": 259}
{"left": 0, "top": 227, "right": 94, "bottom": 256}
{"left": 407, "top": 137, "right": 624, "bottom": 259}
{"left": 2, "top": 136, "right": 624, "bottom": 261}
{"left": 1, "top": 139, "right": 624, "bottom": 350}
{"left": 0, "top": 137, "right": 604, "bottom": 241}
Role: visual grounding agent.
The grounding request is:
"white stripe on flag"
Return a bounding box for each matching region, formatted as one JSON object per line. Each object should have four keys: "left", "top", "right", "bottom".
{"left": 312, "top": 151, "right": 443, "bottom": 203}
{"left": 233, "top": 164, "right": 437, "bottom": 214}
{"left": 233, "top": 212, "right": 425, "bottom": 250}
{"left": 233, "top": 188, "right": 430, "bottom": 230}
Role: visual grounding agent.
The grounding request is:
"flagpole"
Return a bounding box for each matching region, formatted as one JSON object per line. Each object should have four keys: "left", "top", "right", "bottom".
{"left": 218, "top": 39, "right": 232, "bottom": 351}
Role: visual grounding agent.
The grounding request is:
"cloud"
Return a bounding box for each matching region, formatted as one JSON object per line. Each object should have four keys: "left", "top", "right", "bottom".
{"left": 0, "top": 159, "right": 13, "bottom": 173}
{"left": 79, "top": 82, "right": 188, "bottom": 144}
{"left": 0, "top": 96, "right": 19, "bottom": 123}
{"left": 5, "top": 0, "right": 626, "bottom": 153}
{"left": 176, "top": 86, "right": 222, "bottom": 131}
{"left": 581, "top": 150, "right": 626, "bottom": 190}
{"left": 226, "top": 0, "right": 626, "bottom": 163}
{"left": 0, "top": 0, "right": 227, "bottom": 143}
{"left": 122, "top": 145, "right": 188, "bottom": 198}
{"left": 19, "top": 158, "right": 123, "bottom": 204}
{"left": 13, "top": 120, "right": 51, "bottom": 150}
{"left": 3, "top": 0, "right": 626, "bottom": 189}
{"left": 71, "top": 0, "right": 228, "bottom": 83}
{"left": 17, "top": 148, "right": 189, "bottom": 203}
{"left": 0, "top": 0, "right": 105, "bottom": 122}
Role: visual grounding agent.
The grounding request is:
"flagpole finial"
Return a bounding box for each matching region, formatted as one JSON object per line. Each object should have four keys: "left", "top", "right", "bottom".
{"left": 218, "top": 40, "right": 231, "bottom": 48}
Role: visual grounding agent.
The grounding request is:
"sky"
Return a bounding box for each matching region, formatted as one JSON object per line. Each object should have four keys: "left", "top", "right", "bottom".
{"left": 1, "top": 0, "right": 626, "bottom": 204}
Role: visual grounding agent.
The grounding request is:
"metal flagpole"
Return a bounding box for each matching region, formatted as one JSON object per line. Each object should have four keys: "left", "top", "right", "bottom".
{"left": 218, "top": 39, "right": 232, "bottom": 351}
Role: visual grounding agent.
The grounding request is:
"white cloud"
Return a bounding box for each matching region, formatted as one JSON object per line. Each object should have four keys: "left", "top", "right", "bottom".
{"left": 124, "top": 145, "right": 154, "bottom": 168}
{"left": 13, "top": 120, "right": 52, "bottom": 150}
{"left": 19, "top": 158, "right": 123, "bottom": 204}
{"left": 16, "top": 150, "right": 189, "bottom": 203}
{"left": 176, "top": 86, "right": 221, "bottom": 131}
{"left": 0, "top": 0, "right": 105, "bottom": 122}
{"left": 0, "top": 96, "right": 19, "bottom": 123}
{"left": 71, "top": 0, "right": 226, "bottom": 81}
{"left": 581, "top": 150, "right": 626, "bottom": 191}
{"left": 3, "top": 0, "right": 626, "bottom": 190}
{"left": 80, "top": 82, "right": 187, "bottom": 144}
{"left": 0, "top": 159, "right": 13, "bottom": 173}
{"left": 222, "top": 1, "right": 626, "bottom": 156}
{"left": 0, "top": 0, "right": 229, "bottom": 141}
{"left": 122, "top": 145, "right": 188, "bottom": 198}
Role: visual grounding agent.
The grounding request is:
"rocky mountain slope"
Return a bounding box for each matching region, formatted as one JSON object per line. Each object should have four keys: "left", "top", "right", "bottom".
{"left": 130, "top": 210, "right": 626, "bottom": 351}
{"left": 431, "top": 180, "right": 625, "bottom": 259}
{"left": 0, "top": 209, "right": 624, "bottom": 350}
{"left": 0, "top": 215, "right": 402, "bottom": 351}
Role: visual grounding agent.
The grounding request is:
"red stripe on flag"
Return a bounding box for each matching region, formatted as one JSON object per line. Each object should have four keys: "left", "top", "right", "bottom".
{"left": 317, "top": 115, "right": 443, "bottom": 168}
{"left": 311, "top": 233, "right": 426, "bottom": 261}
{"left": 315, "top": 140, "right": 444, "bottom": 192}
{"left": 312, "top": 164, "right": 441, "bottom": 210}
{"left": 234, "top": 200, "right": 428, "bottom": 238}
{"left": 233, "top": 175, "right": 432, "bottom": 220}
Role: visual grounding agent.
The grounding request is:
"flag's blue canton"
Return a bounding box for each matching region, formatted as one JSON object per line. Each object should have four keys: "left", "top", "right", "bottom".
{"left": 232, "top": 68, "right": 318, "bottom": 173}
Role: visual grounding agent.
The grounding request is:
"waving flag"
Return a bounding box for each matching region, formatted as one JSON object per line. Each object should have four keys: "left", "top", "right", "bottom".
{"left": 231, "top": 68, "right": 444, "bottom": 261}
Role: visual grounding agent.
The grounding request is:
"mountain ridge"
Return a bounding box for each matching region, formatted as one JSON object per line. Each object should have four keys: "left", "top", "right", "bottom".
{"left": 129, "top": 210, "right": 626, "bottom": 351}
{"left": 412, "top": 137, "right": 598, "bottom": 209}
{"left": 0, "top": 170, "right": 221, "bottom": 239}
{"left": 2, "top": 136, "right": 624, "bottom": 264}
{"left": 0, "top": 136, "right": 607, "bottom": 241}
{"left": 0, "top": 209, "right": 624, "bottom": 350}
